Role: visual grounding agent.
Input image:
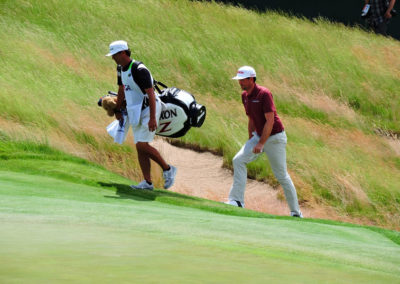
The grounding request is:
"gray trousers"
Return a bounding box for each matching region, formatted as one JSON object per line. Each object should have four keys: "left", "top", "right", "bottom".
{"left": 228, "top": 131, "right": 301, "bottom": 215}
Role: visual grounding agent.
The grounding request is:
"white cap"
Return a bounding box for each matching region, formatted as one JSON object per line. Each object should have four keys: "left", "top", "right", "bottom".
{"left": 232, "top": 66, "right": 256, "bottom": 80}
{"left": 106, "top": 40, "right": 129, "bottom": 56}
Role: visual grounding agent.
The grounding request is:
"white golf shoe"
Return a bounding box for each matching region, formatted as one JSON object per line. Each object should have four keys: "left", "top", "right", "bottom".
{"left": 163, "top": 165, "right": 177, "bottom": 189}
{"left": 291, "top": 211, "right": 304, "bottom": 218}
{"left": 224, "top": 200, "right": 245, "bottom": 208}
{"left": 130, "top": 180, "right": 154, "bottom": 190}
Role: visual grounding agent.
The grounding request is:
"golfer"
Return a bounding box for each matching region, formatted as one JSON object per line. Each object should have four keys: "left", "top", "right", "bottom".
{"left": 106, "top": 40, "right": 176, "bottom": 190}
{"left": 226, "top": 66, "right": 303, "bottom": 217}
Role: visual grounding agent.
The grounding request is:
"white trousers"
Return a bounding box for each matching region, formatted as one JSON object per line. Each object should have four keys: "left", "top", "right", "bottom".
{"left": 228, "top": 131, "right": 301, "bottom": 215}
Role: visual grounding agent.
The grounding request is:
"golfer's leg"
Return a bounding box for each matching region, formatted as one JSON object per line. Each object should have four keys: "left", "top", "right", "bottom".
{"left": 264, "top": 132, "right": 300, "bottom": 214}
{"left": 229, "top": 136, "right": 259, "bottom": 203}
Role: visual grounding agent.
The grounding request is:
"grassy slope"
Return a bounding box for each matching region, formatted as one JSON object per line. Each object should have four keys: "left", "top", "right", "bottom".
{"left": 0, "top": 0, "right": 399, "bottom": 229}
{"left": 0, "top": 141, "right": 399, "bottom": 283}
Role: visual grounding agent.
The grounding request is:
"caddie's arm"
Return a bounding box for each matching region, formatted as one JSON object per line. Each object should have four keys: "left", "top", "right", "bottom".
{"left": 145, "top": 87, "right": 157, "bottom": 132}
{"left": 253, "top": 112, "right": 274, "bottom": 154}
{"left": 115, "top": 84, "right": 125, "bottom": 121}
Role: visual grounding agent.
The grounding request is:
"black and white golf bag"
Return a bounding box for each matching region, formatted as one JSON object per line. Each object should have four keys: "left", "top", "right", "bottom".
{"left": 154, "top": 81, "right": 206, "bottom": 138}
{"left": 98, "top": 81, "right": 206, "bottom": 139}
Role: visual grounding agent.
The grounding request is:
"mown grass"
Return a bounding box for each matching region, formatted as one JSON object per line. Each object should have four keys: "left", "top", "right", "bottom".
{"left": 0, "top": 0, "right": 399, "bottom": 228}
{"left": 0, "top": 137, "right": 399, "bottom": 246}
{"left": 1, "top": 129, "right": 400, "bottom": 282}
{"left": 2, "top": 168, "right": 400, "bottom": 282}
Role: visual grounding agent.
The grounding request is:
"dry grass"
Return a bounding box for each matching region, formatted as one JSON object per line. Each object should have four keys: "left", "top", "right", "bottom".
{"left": 386, "top": 139, "right": 400, "bottom": 156}
{"left": 352, "top": 44, "right": 400, "bottom": 78}
{"left": 284, "top": 116, "right": 400, "bottom": 229}
{"left": 0, "top": 104, "right": 163, "bottom": 188}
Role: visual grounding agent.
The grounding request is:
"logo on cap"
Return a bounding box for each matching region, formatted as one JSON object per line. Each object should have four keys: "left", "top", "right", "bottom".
{"left": 232, "top": 66, "right": 256, "bottom": 80}
{"left": 106, "top": 40, "right": 129, "bottom": 57}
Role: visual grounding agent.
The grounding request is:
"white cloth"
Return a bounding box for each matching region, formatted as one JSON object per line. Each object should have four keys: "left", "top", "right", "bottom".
{"left": 126, "top": 103, "right": 142, "bottom": 126}
{"left": 228, "top": 131, "right": 301, "bottom": 215}
{"left": 106, "top": 98, "right": 161, "bottom": 145}
{"left": 132, "top": 98, "right": 161, "bottom": 144}
{"left": 106, "top": 115, "right": 129, "bottom": 144}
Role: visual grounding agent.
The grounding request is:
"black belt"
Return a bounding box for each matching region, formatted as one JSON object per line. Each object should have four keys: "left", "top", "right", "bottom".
{"left": 270, "top": 130, "right": 284, "bottom": 136}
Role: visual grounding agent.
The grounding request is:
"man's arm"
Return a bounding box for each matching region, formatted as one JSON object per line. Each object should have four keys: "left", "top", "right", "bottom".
{"left": 386, "top": 0, "right": 396, "bottom": 18}
{"left": 253, "top": 112, "right": 274, "bottom": 153}
{"left": 115, "top": 84, "right": 125, "bottom": 121}
{"left": 145, "top": 87, "right": 157, "bottom": 132}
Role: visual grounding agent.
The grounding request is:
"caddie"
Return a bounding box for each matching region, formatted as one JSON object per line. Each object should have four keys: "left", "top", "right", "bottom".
{"left": 226, "top": 66, "right": 303, "bottom": 218}
{"left": 106, "top": 40, "right": 177, "bottom": 190}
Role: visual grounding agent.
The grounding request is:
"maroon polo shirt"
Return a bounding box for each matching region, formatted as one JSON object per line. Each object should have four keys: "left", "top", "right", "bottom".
{"left": 241, "top": 84, "right": 284, "bottom": 136}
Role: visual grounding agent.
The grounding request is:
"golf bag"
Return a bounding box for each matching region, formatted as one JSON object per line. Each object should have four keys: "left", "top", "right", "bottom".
{"left": 98, "top": 81, "right": 206, "bottom": 139}
{"left": 154, "top": 81, "right": 206, "bottom": 138}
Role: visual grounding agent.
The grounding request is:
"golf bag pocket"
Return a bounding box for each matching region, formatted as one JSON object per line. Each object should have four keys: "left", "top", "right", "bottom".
{"left": 189, "top": 102, "right": 206, "bottom": 127}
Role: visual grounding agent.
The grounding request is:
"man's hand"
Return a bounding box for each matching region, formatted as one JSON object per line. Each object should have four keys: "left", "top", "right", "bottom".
{"left": 115, "top": 111, "right": 123, "bottom": 121}
{"left": 119, "top": 117, "right": 124, "bottom": 127}
{"left": 253, "top": 142, "right": 264, "bottom": 154}
{"left": 114, "top": 110, "right": 124, "bottom": 127}
{"left": 385, "top": 10, "right": 393, "bottom": 18}
{"left": 148, "top": 117, "right": 157, "bottom": 132}
{"left": 144, "top": 87, "right": 158, "bottom": 132}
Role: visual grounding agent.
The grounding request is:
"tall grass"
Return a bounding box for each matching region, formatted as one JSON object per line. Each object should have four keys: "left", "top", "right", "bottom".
{"left": 0, "top": 0, "right": 399, "bottom": 228}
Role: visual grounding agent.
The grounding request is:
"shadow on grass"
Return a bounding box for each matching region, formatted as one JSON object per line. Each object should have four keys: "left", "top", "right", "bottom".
{"left": 98, "top": 182, "right": 253, "bottom": 215}
{"left": 100, "top": 182, "right": 155, "bottom": 202}
{"left": 98, "top": 182, "right": 400, "bottom": 246}
{"left": 99, "top": 182, "right": 200, "bottom": 202}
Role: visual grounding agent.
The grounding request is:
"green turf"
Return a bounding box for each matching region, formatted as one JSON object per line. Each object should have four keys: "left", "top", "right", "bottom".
{"left": 0, "top": 170, "right": 399, "bottom": 283}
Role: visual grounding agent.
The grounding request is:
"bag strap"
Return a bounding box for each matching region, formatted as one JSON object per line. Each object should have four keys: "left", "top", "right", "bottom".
{"left": 153, "top": 80, "right": 168, "bottom": 94}
{"left": 131, "top": 61, "right": 168, "bottom": 94}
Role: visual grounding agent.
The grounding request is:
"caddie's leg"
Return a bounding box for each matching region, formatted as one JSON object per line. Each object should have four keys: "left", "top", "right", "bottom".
{"left": 263, "top": 131, "right": 301, "bottom": 215}
{"left": 136, "top": 142, "right": 169, "bottom": 182}
{"left": 136, "top": 144, "right": 152, "bottom": 182}
{"left": 228, "top": 135, "right": 260, "bottom": 203}
{"left": 134, "top": 98, "right": 170, "bottom": 181}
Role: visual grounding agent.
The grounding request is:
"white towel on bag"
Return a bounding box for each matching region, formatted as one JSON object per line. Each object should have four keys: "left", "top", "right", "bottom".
{"left": 106, "top": 115, "right": 129, "bottom": 144}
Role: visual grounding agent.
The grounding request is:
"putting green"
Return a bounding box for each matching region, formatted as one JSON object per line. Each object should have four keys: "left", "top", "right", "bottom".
{"left": 0, "top": 171, "right": 399, "bottom": 283}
